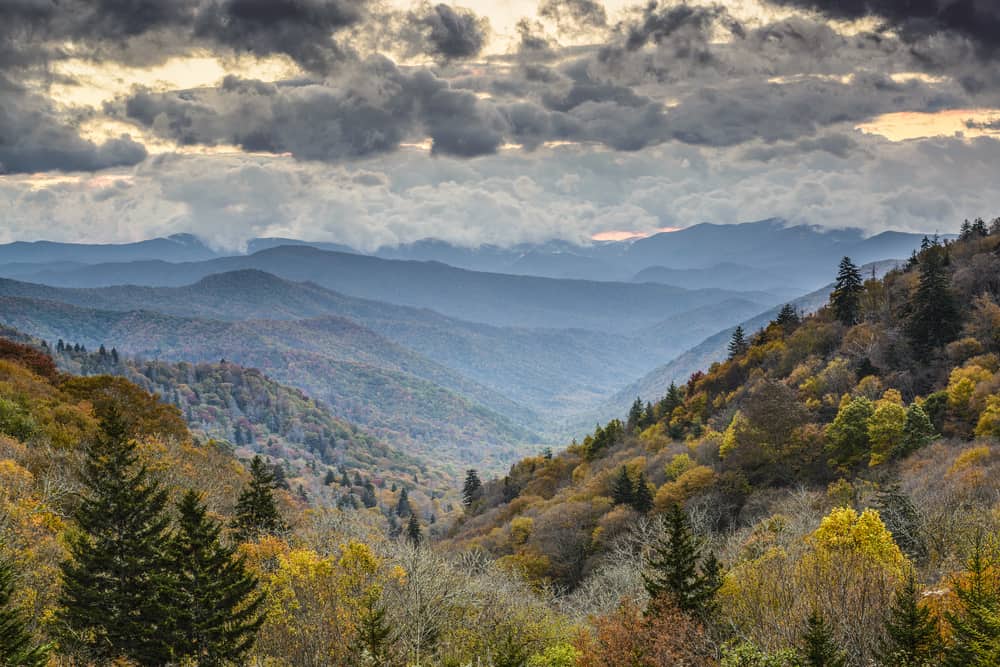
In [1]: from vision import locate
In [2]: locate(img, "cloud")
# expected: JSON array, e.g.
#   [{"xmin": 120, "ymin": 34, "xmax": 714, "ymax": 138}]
[
  {"xmin": 768, "ymin": 0, "xmax": 1000, "ymax": 55},
  {"xmin": 416, "ymin": 4, "xmax": 490, "ymax": 60},
  {"xmin": 538, "ymin": 0, "xmax": 608, "ymax": 33},
  {"xmin": 194, "ymin": 0, "xmax": 366, "ymax": 72},
  {"xmin": 0, "ymin": 82, "xmax": 147, "ymax": 174}
]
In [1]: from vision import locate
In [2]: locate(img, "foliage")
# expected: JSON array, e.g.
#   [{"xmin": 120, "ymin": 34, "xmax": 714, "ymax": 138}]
[{"xmin": 0, "ymin": 555, "xmax": 49, "ymax": 667}]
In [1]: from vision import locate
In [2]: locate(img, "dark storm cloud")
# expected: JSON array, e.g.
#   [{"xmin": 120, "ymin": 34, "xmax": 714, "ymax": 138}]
[
  {"xmin": 769, "ymin": 0, "xmax": 1000, "ymax": 54},
  {"xmin": 621, "ymin": 2, "xmax": 740, "ymax": 52},
  {"xmin": 417, "ymin": 4, "xmax": 490, "ymax": 59},
  {"xmin": 0, "ymin": 82, "xmax": 147, "ymax": 174},
  {"xmin": 118, "ymin": 59, "xmax": 505, "ymax": 158},
  {"xmin": 194, "ymin": 0, "xmax": 365, "ymax": 72}
]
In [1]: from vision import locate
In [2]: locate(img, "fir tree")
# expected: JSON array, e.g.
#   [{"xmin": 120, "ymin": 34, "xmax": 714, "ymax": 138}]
[
  {"xmin": 831, "ymin": 256, "xmax": 863, "ymax": 325},
  {"xmin": 643, "ymin": 504, "xmax": 722, "ymax": 616},
  {"xmin": 875, "ymin": 484, "xmax": 927, "ymax": 562},
  {"xmin": 943, "ymin": 537, "xmax": 1000, "ymax": 666},
  {"xmin": 361, "ymin": 482, "xmax": 378, "ymax": 509},
  {"xmin": 774, "ymin": 303, "xmax": 800, "ymax": 330},
  {"xmin": 355, "ymin": 589, "xmax": 392, "ymax": 665},
  {"xmin": 631, "ymin": 472, "xmax": 654, "ymax": 514},
  {"xmin": 406, "ymin": 514, "xmax": 422, "ymax": 546},
  {"xmin": 462, "ymin": 469, "xmax": 483, "ymax": 509},
  {"xmin": 801, "ymin": 610, "xmax": 847, "ymax": 667},
  {"xmin": 878, "ymin": 570, "xmax": 941, "ymax": 667},
  {"xmin": 323, "ymin": 469, "xmax": 336, "ymax": 486},
  {"xmin": 0, "ymin": 555, "xmax": 50, "ymax": 667},
  {"xmin": 728, "ymin": 326, "xmax": 748, "ymax": 359},
  {"xmin": 396, "ymin": 488, "xmax": 412, "ymax": 517},
  {"xmin": 906, "ymin": 245, "xmax": 961, "ymax": 354},
  {"xmin": 341, "ymin": 471, "xmax": 351, "ymax": 487},
  {"xmin": 626, "ymin": 397, "xmax": 644, "ymax": 432},
  {"xmin": 170, "ymin": 490, "xmax": 264, "ymax": 666},
  {"xmin": 610, "ymin": 466, "xmax": 634, "ymax": 506},
  {"xmin": 231, "ymin": 455, "xmax": 287, "ymax": 543},
  {"xmin": 901, "ymin": 403, "xmax": 936, "ymax": 456},
  {"xmin": 58, "ymin": 408, "xmax": 177, "ymax": 665}
]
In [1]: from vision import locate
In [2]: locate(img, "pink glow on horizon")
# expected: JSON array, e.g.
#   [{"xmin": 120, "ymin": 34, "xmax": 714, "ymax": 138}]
[{"xmin": 591, "ymin": 226, "xmax": 682, "ymax": 241}]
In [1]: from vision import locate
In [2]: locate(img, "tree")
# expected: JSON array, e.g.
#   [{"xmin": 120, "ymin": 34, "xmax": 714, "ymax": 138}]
[
  {"xmin": 943, "ymin": 537, "xmax": 1000, "ymax": 666},
  {"xmin": 801, "ymin": 610, "xmax": 847, "ymax": 667},
  {"xmin": 58, "ymin": 408, "xmax": 177, "ymax": 665},
  {"xmin": 356, "ymin": 587, "xmax": 392, "ymax": 665},
  {"xmin": 831, "ymin": 257, "xmax": 863, "ymax": 325},
  {"xmin": 406, "ymin": 514, "xmax": 423, "ymax": 546},
  {"xmin": 901, "ymin": 403, "xmax": 936, "ymax": 456},
  {"xmin": 323, "ymin": 469, "xmax": 336, "ymax": 486},
  {"xmin": 878, "ymin": 570, "xmax": 941, "ymax": 667},
  {"xmin": 396, "ymin": 488, "xmax": 413, "ymax": 517},
  {"xmin": 631, "ymin": 473, "xmax": 654, "ymax": 514},
  {"xmin": 774, "ymin": 303, "xmax": 800, "ymax": 330},
  {"xmin": 729, "ymin": 326, "xmax": 748, "ymax": 359},
  {"xmin": 232, "ymin": 455, "xmax": 287, "ymax": 543},
  {"xmin": 643, "ymin": 504, "xmax": 722, "ymax": 616},
  {"xmin": 463, "ymin": 469, "xmax": 483, "ymax": 509},
  {"xmin": 875, "ymin": 484, "xmax": 926, "ymax": 562},
  {"xmin": 906, "ymin": 245, "xmax": 961, "ymax": 353},
  {"xmin": 825, "ymin": 395, "xmax": 874, "ymax": 470},
  {"xmin": 0, "ymin": 556, "xmax": 49, "ymax": 667},
  {"xmin": 610, "ymin": 466, "xmax": 633, "ymax": 506},
  {"xmin": 170, "ymin": 490, "xmax": 264, "ymax": 666}
]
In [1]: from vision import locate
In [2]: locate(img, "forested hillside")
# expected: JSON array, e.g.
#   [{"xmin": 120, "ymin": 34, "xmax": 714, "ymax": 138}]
[{"xmin": 444, "ymin": 217, "xmax": 1000, "ymax": 664}]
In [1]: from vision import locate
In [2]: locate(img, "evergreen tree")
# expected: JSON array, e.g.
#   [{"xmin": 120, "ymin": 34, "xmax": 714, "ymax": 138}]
[
  {"xmin": 341, "ymin": 471, "xmax": 351, "ymax": 487},
  {"xmin": 831, "ymin": 256, "xmax": 863, "ymax": 325},
  {"xmin": 323, "ymin": 469, "xmax": 336, "ymax": 486},
  {"xmin": 774, "ymin": 303, "xmax": 800, "ymax": 330},
  {"xmin": 361, "ymin": 482, "xmax": 378, "ymax": 509},
  {"xmin": 944, "ymin": 538, "xmax": 1000, "ymax": 666},
  {"xmin": 906, "ymin": 245, "xmax": 961, "ymax": 354},
  {"xmin": 875, "ymin": 484, "xmax": 926, "ymax": 562},
  {"xmin": 643, "ymin": 504, "xmax": 722, "ymax": 616},
  {"xmin": 170, "ymin": 490, "xmax": 264, "ymax": 666},
  {"xmin": 728, "ymin": 326, "xmax": 748, "ymax": 359},
  {"xmin": 58, "ymin": 408, "xmax": 177, "ymax": 665},
  {"xmin": 801, "ymin": 610, "xmax": 847, "ymax": 667},
  {"xmin": 626, "ymin": 397, "xmax": 644, "ymax": 432},
  {"xmin": 231, "ymin": 455, "xmax": 287, "ymax": 543},
  {"xmin": 631, "ymin": 472, "xmax": 654, "ymax": 514},
  {"xmin": 462, "ymin": 469, "xmax": 483, "ymax": 509},
  {"xmin": 395, "ymin": 488, "xmax": 412, "ymax": 517},
  {"xmin": 610, "ymin": 466, "xmax": 634, "ymax": 506},
  {"xmin": 406, "ymin": 514, "xmax": 422, "ymax": 546},
  {"xmin": 878, "ymin": 570, "xmax": 941, "ymax": 667},
  {"xmin": 0, "ymin": 555, "xmax": 49, "ymax": 667},
  {"xmin": 901, "ymin": 403, "xmax": 936, "ymax": 456},
  {"xmin": 355, "ymin": 589, "xmax": 392, "ymax": 665}
]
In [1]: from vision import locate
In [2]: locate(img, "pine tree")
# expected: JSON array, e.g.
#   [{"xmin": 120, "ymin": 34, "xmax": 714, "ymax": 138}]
[
  {"xmin": 361, "ymin": 482, "xmax": 378, "ymax": 509},
  {"xmin": 728, "ymin": 326, "xmax": 748, "ymax": 359},
  {"xmin": 0, "ymin": 556, "xmax": 49, "ymax": 667},
  {"xmin": 631, "ymin": 472, "xmax": 654, "ymax": 514},
  {"xmin": 626, "ymin": 397, "xmax": 644, "ymax": 432},
  {"xmin": 774, "ymin": 303, "xmax": 800, "ymax": 330},
  {"xmin": 906, "ymin": 245, "xmax": 961, "ymax": 354},
  {"xmin": 943, "ymin": 537, "xmax": 1000, "ymax": 666},
  {"xmin": 875, "ymin": 484, "xmax": 926, "ymax": 562},
  {"xmin": 610, "ymin": 466, "xmax": 634, "ymax": 506},
  {"xmin": 801, "ymin": 610, "xmax": 847, "ymax": 667},
  {"xmin": 324, "ymin": 469, "xmax": 336, "ymax": 486},
  {"xmin": 878, "ymin": 570, "xmax": 941, "ymax": 667},
  {"xmin": 231, "ymin": 455, "xmax": 287, "ymax": 543},
  {"xmin": 58, "ymin": 408, "xmax": 177, "ymax": 665},
  {"xmin": 831, "ymin": 256, "xmax": 863, "ymax": 325},
  {"xmin": 406, "ymin": 514, "xmax": 422, "ymax": 546},
  {"xmin": 356, "ymin": 589, "xmax": 392, "ymax": 665},
  {"xmin": 396, "ymin": 488, "xmax": 412, "ymax": 517},
  {"xmin": 462, "ymin": 469, "xmax": 482, "ymax": 509},
  {"xmin": 901, "ymin": 403, "xmax": 936, "ymax": 456},
  {"xmin": 170, "ymin": 490, "xmax": 264, "ymax": 666},
  {"xmin": 643, "ymin": 504, "xmax": 722, "ymax": 616}
]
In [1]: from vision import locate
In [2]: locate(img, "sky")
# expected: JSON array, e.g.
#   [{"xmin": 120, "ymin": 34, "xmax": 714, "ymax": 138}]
[{"xmin": 2, "ymin": 0, "xmax": 1000, "ymax": 250}]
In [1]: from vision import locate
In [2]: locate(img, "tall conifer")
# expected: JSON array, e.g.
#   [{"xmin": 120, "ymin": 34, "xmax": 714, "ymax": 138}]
[
  {"xmin": 0, "ymin": 556, "xmax": 49, "ymax": 667},
  {"xmin": 231, "ymin": 455, "xmax": 287, "ymax": 543},
  {"xmin": 831, "ymin": 256, "xmax": 863, "ymax": 325},
  {"xmin": 58, "ymin": 408, "xmax": 176, "ymax": 665},
  {"xmin": 643, "ymin": 504, "xmax": 722, "ymax": 616}
]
